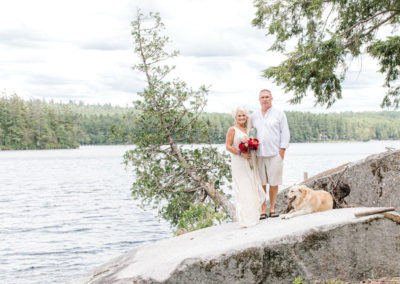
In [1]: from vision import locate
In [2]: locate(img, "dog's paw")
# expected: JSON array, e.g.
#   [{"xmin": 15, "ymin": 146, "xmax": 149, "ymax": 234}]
[{"xmin": 281, "ymin": 214, "xmax": 293, "ymax": 220}]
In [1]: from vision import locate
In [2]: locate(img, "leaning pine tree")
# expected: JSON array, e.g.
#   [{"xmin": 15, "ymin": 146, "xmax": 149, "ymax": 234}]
[{"xmin": 124, "ymin": 11, "xmax": 235, "ymax": 234}]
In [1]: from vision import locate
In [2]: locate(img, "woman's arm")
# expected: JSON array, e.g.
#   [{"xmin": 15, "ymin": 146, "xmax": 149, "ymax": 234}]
[
  {"xmin": 225, "ymin": 127, "xmax": 238, "ymax": 155},
  {"xmin": 225, "ymin": 127, "xmax": 250, "ymax": 159}
]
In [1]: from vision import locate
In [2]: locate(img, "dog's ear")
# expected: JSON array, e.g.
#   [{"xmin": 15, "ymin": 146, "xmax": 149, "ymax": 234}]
[
  {"xmin": 298, "ymin": 185, "xmax": 309, "ymax": 193},
  {"xmin": 291, "ymin": 184, "xmax": 299, "ymax": 192}
]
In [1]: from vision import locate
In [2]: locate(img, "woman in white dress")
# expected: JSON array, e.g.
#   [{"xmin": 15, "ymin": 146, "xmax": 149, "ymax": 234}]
[{"xmin": 225, "ymin": 108, "xmax": 266, "ymax": 227}]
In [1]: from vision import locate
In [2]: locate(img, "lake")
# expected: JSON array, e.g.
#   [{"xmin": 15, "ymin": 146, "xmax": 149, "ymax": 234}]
[{"xmin": 1, "ymin": 141, "xmax": 399, "ymax": 284}]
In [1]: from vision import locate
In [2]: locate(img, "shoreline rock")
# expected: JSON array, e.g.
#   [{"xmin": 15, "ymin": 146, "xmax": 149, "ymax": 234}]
[
  {"xmin": 272, "ymin": 149, "xmax": 400, "ymax": 213},
  {"xmin": 68, "ymin": 208, "xmax": 400, "ymax": 283},
  {"xmin": 68, "ymin": 149, "xmax": 400, "ymax": 283}
]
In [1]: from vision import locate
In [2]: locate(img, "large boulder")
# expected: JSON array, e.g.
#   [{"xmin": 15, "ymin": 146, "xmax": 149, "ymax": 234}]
[
  {"xmin": 68, "ymin": 208, "xmax": 400, "ymax": 284},
  {"xmin": 273, "ymin": 149, "xmax": 400, "ymax": 213}
]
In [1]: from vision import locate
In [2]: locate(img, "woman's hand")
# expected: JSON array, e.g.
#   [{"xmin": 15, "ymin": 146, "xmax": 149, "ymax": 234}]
[{"xmin": 240, "ymin": 152, "xmax": 251, "ymax": 160}]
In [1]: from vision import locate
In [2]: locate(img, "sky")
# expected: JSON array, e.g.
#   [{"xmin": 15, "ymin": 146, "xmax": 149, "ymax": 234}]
[{"xmin": 0, "ymin": 0, "xmax": 394, "ymax": 113}]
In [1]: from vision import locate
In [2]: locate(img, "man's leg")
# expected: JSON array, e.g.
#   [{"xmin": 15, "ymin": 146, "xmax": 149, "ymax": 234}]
[
  {"xmin": 258, "ymin": 157, "xmax": 268, "ymax": 216},
  {"xmin": 261, "ymin": 185, "xmax": 267, "ymax": 214},
  {"xmin": 269, "ymin": 185, "xmax": 278, "ymax": 213},
  {"xmin": 267, "ymin": 154, "xmax": 283, "ymax": 216}
]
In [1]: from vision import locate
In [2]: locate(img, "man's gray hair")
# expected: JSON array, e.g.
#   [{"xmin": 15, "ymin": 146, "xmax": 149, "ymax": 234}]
[{"xmin": 259, "ymin": 89, "xmax": 271, "ymax": 95}]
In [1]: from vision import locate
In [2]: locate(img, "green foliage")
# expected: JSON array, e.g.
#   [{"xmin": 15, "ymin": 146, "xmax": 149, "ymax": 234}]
[
  {"xmin": 176, "ymin": 203, "xmax": 226, "ymax": 234},
  {"xmin": 293, "ymin": 277, "xmax": 307, "ymax": 284},
  {"xmin": 1, "ymin": 92, "xmax": 400, "ymax": 150},
  {"xmin": 1, "ymin": 92, "xmax": 399, "ymax": 150},
  {"xmin": 252, "ymin": 0, "xmax": 400, "ymax": 108},
  {"xmin": 292, "ymin": 277, "xmax": 347, "ymax": 284},
  {"xmin": 286, "ymin": 111, "xmax": 400, "ymax": 142},
  {"xmin": 123, "ymin": 10, "xmax": 234, "ymax": 233},
  {"xmin": 0, "ymin": 92, "xmax": 79, "ymax": 150},
  {"xmin": 368, "ymin": 36, "xmax": 400, "ymax": 108}
]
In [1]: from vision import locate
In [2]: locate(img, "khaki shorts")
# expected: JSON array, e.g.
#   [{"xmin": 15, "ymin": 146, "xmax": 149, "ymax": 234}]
[{"xmin": 257, "ymin": 154, "xmax": 283, "ymax": 186}]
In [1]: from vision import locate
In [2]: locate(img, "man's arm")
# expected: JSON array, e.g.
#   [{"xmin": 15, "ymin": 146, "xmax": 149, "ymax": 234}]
[
  {"xmin": 279, "ymin": 112, "xmax": 290, "ymax": 159},
  {"xmin": 279, "ymin": 148, "xmax": 286, "ymax": 160}
]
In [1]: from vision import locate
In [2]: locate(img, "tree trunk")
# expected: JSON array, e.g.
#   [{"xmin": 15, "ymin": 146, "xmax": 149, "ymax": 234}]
[
  {"xmin": 168, "ymin": 136, "xmax": 236, "ymax": 221},
  {"xmin": 203, "ymin": 181, "xmax": 237, "ymax": 222}
]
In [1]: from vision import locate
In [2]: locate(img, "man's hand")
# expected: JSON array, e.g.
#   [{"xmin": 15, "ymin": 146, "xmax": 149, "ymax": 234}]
[{"xmin": 279, "ymin": 148, "xmax": 286, "ymax": 160}]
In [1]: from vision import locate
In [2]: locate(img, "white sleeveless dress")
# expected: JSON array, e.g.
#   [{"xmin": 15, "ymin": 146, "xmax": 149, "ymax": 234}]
[{"xmin": 230, "ymin": 127, "xmax": 266, "ymax": 227}]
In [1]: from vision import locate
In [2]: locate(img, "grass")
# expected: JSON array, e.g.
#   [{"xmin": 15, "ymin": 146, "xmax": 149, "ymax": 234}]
[{"xmin": 293, "ymin": 277, "xmax": 400, "ymax": 284}]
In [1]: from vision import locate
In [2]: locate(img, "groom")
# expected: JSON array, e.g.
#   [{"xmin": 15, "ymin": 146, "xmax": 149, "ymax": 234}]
[{"xmin": 251, "ymin": 89, "xmax": 290, "ymax": 218}]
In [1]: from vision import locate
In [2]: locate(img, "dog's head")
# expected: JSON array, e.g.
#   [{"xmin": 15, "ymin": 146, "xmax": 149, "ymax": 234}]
[{"xmin": 285, "ymin": 185, "xmax": 308, "ymax": 206}]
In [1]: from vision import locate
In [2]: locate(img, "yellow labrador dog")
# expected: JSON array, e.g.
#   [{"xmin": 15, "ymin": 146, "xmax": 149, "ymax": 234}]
[{"xmin": 281, "ymin": 185, "xmax": 333, "ymax": 219}]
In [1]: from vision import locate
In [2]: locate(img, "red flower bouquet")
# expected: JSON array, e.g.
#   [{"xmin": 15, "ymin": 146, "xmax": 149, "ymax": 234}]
[
  {"xmin": 239, "ymin": 138, "xmax": 259, "ymax": 170},
  {"xmin": 239, "ymin": 138, "xmax": 259, "ymax": 153}
]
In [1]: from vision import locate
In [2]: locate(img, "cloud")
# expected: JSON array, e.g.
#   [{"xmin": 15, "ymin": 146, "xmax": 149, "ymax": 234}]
[
  {"xmin": 0, "ymin": 29, "xmax": 50, "ymax": 49},
  {"xmin": 26, "ymin": 74, "xmax": 75, "ymax": 86},
  {"xmin": 79, "ymin": 39, "xmax": 130, "ymax": 51},
  {"xmin": 0, "ymin": 0, "xmax": 392, "ymax": 113}
]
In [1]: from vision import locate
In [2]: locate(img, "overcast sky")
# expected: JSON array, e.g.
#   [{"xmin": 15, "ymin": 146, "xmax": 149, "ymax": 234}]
[{"xmin": 0, "ymin": 0, "xmax": 393, "ymax": 113}]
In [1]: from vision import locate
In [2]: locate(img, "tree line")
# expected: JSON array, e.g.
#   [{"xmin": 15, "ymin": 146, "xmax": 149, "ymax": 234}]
[
  {"xmin": 1, "ymin": 93, "xmax": 400, "ymax": 150},
  {"xmin": 0, "ymin": 94, "xmax": 79, "ymax": 150}
]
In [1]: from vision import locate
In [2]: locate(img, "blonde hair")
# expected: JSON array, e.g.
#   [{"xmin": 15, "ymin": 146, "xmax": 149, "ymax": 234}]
[{"xmin": 232, "ymin": 107, "xmax": 250, "ymax": 131}]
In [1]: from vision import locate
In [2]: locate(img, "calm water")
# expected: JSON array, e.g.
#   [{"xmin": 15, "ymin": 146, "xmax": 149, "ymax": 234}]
[{"xmin": 1, "ymin": 141, "xmax": 399, "ymax": 284}]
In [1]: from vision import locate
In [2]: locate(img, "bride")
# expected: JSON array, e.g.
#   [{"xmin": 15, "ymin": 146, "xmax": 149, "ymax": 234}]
[{"xmin": 225, "ymin": 108, "xmax": 265, "ymax": 227}]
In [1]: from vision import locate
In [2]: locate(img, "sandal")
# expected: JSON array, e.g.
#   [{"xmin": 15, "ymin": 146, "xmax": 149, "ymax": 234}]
[
  {"xmin": 260, "ymin": 213, "xmax": 268, "ymax": 220},
  {"xmin": 269, "ymin": 212, "xmax": 279, "ymax": 218}
]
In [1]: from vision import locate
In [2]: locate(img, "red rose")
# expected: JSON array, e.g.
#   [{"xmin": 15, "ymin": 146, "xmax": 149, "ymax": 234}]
[
  {"xmin": 239, "ymin": 138, "xmax": 259, "ymax": 153},
  {"xmin": 238, "ymin": 141, "xmax": 248, "ymax": 152},
  {"xmin": 248, "ymin": 138, "xmax": 259, "ymax": 151}
]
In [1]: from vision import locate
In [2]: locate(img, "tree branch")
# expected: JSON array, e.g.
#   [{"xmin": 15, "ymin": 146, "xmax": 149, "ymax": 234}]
[{"xmin": 343, "ymin": 11, "xmax": 400, "ymax": 49}]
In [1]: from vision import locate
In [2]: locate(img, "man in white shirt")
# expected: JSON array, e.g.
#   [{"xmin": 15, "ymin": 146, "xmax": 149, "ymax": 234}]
[{"xmin": 251, "ymin": 89, "xmax": 290, "ymax": 218}]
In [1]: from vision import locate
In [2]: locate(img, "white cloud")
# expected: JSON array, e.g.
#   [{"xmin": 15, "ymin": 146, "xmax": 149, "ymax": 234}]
[{"xmin": 0, "ymin": 0, "xmax": 393, "ymax": 113}]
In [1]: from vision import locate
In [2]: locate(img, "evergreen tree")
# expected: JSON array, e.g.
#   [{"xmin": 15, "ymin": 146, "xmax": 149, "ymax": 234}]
[
  {"xmin": 252, "ymin": 0, "xmax": 400, "ymax": 108},
  {"xmin": 123, "ymin": 11, "xmax": 235, "ymax": 233}
]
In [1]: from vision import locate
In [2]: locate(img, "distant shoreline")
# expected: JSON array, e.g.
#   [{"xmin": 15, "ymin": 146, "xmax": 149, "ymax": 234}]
[
  {"xmin": 2, "ymin": 139, "xmax": 399, "ymax": 151},
  {"xmin": 2, "ymin": 95, "xmax": 400, "ymax": 149}
]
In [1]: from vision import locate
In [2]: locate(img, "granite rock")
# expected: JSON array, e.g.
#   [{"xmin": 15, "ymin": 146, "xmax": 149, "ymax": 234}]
[
  {"xmin": 68, "ymin": 150, "xmax": 400, "ymax": 284},
  {"xmin": 68, "ymin": 208, "xmax": 400, "ymax": 284},
  {"xmin": 273, "ymin": 149, "xmax": 400, "ymax": 213}
]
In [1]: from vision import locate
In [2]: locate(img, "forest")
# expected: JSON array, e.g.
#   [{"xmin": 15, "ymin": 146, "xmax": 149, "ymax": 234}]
[{"xmin": 1, "ymin": 94, "xmax": 400, "ymax": 150}]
